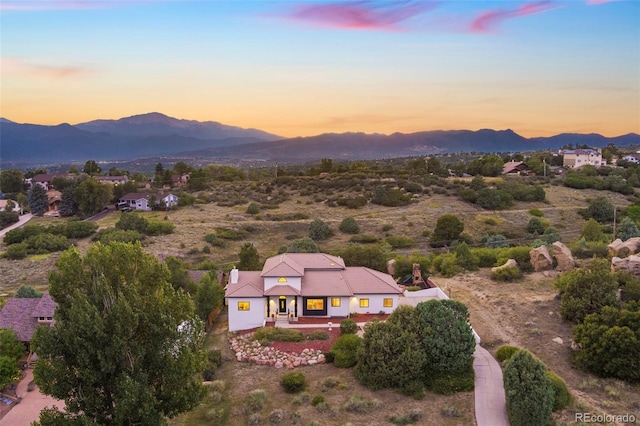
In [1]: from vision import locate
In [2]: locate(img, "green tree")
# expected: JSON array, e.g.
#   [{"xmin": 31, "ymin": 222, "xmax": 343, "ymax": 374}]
[
  {"xmin": 237, "ymin": 242, "xmax": 261, "ymax": 270},
  {"xmin": 617, "ymin": 217, "xmax": 640, "ymax": 241},
  {"xmin": 82, "ymin": 160, "xmax": 102, "ymax": 176},
  {"xmin": 188, "ymin": 169, "xmax": 208, "ymax": 191},
  {"xmin": 0, "ymin": 356, "xmax": 20, "ymax": 389},
  {"xmin": 32, "ymin": 242, "xmax": 207, "ymax": 425},
  {"xmin": 426, "ymin": 157, "xmax": 445, "ymax": 176},
  {"xmin": 455, "ymin": 242, "xmax": 479, "ymax": 271},
  {"xmin": 288, "ymin": 238, "xmax": 320, "ymax": 253},
  {"xmin": 173, "ymin": 162, "xmax": 192, "ymax": 175},
  {"xmin": 415, "ymin": 300, "xmax": 476, "ymax": 375},
  {"xmin": 503, "ymin": 350, "xmax": 554, "ymax": 426},
  {"xmin": 430, "ymin": 214, "xmax": 464, "ymax": 247},
  {"xmin": 116, "ymin": 212, "xmax": 148, "ymax": 233},
  {"xmin": 165, "ymin": 256, "xmax": 196, "ymax": 294},
  {"xmin": 14, "ymin": 285, "xmax": 42, "ymax": 298},
  {"xmin": 336, "ymin": 244, "xmax": 387, "ymax": 272},
  {"xmin": 581, "ymin": 218, "xmax": 604, "ymax": 242},
  {"xmin": 73, "ymin": 179, "xmax": 112, "ymax": 216},
  {"xmin": 59, "ymin": 188, "xmax": 78, "ymax": 217},
  {"xmin": 28, "ymin": 184, "xmax": 48, "ymax": 216},
  {"xmin": 526, "ymin": 217, "xmax": 546, "ymax": 235},
  {"xmin": 559, "ymin": 258, "xmax": 619, "ymax": 323},
  {"xmin": 0, "ymin": 169, "xmax": 25, "ymax": 194},
  {"xmin": 0, "ymin": 328, "xmax": 26, "ymax": 361},
  {"xmin": 319, "ymin": 158, "xmax": 333, "ymax": 173},
  {"xmin": 586, "ymin": 196, "xmax": 615, "ymax": 223},
  {"xmin": 339, "ymin": 216, "xmax": 360, "ymax": 234},
  {"xmin": 573, "ymin": 303, "xmax": 640, "ymax": 381},
  {"xmin": 470, "ymin": 175, "xmax": 486, "ymax": 192},
  {"xmin": 309, "ymin": 218, "xmax": 333, "ymax": 241},
  {"xmin": 194, "ymin": 272, "xmax": 224, "ymax": 325}
]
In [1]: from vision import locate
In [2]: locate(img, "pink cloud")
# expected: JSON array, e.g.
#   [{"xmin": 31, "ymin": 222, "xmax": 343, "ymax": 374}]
[
  {"xmin": 586, "ymin": 0, "xmax": 618, "ymax": 4},
  {"xmin": 284, "ymin": 1, "xmax": 437, "ymax": 32},
  {"xmin": 3, "ymin": 57, "xmax": 92, "ymax": 79},
  {"xmin": 470, "ymin": 1, "xmax": 559, "ymax": 33},
  {"xmin": 0, "ymin": 1, "xmax": 159, "ymax": 12}
]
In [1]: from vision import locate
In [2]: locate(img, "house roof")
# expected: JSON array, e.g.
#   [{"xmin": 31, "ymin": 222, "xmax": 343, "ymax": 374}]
[
  {"xmin": 563, "ymin": 149, "xmax": 600, "ymax": 155},
  {"xmin": 32, "ymin": 173, "xmax": 67, "ymax": 183},
  {"xmin": 0, "ymin": 291, "xmax": 56, "ymax": 342},
  {"xmin": 120, "ymin": 193, "xmax": 152, "ymax": 201},
  {"xmin": 264, "ymin": 285, "xmax": 301, "ymax": 296},
  {"xmin": 342, "ymin": 267, "xmax": 403, "ymax": 294},
  {"xmin": 261, "ymin": 253, "xmax": 345, "ymax": 277},
  {"xmin": 502, "ymin": 161, "xmax": 528, "ymax": 174},
  {"xmin": 225, "ymin": 271, "xmax": 264, "ymax": 297}
]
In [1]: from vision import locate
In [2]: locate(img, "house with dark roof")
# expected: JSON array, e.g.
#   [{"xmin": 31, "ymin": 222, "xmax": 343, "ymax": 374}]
[
  {"xmin": 502, "ymin": 161, "xmax": 530, "ymax": 175},
  {"xmin": 28, "ymin": 173, "xmax": 69, "ymax": 191},
  {"xmin": 0, "ymin": 292, "xmax": 57, "ymax": 347},
  {"xmin": 118, "ymin": 192, "xmax": 179, "ymax": 211},
  {"xmin": 225, "ymin": 253, "xmax": 403, "ymax": 332}
]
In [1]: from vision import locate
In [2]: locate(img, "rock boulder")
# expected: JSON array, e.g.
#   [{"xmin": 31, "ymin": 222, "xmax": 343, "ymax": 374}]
[
  {"xmin": 491, "ymin": 258, "xmax": 518, "ymax": 273},
  {"xmin": 552, "ymin": 242, "xmax": 575, "ymax": 272},
  {"xmin": 530, "ymin": 245, "xmax": 553, "ymax": 272}
]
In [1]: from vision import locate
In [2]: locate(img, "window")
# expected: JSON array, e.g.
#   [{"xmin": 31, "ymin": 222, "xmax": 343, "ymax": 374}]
[
  {"xmin": 383, "ymin": 298, "xmax": 393, "ymax": 308},
  {"xmin": 331, "ymin": 297, "xmax": 341, "ymax": 307},
  {"xmin": 278, "ymin": 277, "xmax": 288, "ymax": 283},
  {"xmin": 237, "ymin": 301, "xmax": 250, "ymax": 311},
  {"xmin": 359, "ymin": 298, "xmax": 369, "ymax": 308},
  {"xmin": 306, "ymin": 299, "xmax": 324, "ymax": 310}
]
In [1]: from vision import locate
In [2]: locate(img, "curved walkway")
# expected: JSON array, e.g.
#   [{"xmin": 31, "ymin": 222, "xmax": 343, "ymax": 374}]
[
  {"xmin": 0, "ymin": 214, "xmax": 33, "ymax": 238},
  {"xmin": 474, "ymin": 345, "xmax": 509, "ymax": 426}
]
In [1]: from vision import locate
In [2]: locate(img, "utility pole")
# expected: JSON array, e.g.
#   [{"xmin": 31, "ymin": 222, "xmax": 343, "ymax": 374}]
[
  {"xmin": 613, "ymin": 207, "xmax": 617, "ymax": 240},
  {"xmin": 543, "ymin": 158, "xmax": 546, "ymax": 178}
]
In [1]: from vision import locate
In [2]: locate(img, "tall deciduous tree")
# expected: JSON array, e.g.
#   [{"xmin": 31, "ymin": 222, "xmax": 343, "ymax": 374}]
[
  {"xmin": 503, "ymin": 350, "xmax": 554, "ymax": 426},
  {"xmin": 73, "ymin": 179, "xmax": 112, "ymax": 216},
  {"xmin": 28, "ymin": 184, "xmax": 48, "ymax": 216},
  {"xmin": 0, "ymin": 169, "xmax": 25, "ymax": 194},
  {"xmin": 32, "ymin": 242, "xmax": 206, "ymax": 425},
  {"xmin": 430, "ymin": 214, "xmax": 464, "ymax": 247},
  {"xmin": 194, "ymin": 272, "xmax": 224, "ymax": 324},
  {"xmin": 82, "ymin": 160, "xmax": 101, "ymax": 176}
]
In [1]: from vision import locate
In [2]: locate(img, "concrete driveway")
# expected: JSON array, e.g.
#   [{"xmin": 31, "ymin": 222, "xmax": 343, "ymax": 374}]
[
  {"xmin": 0, "ymin": 214, "xmax": 33, "ymax": 239},
  {"xmin": 474, "ymin": 345, "xmax": 509, "ymax": 426},
  {"xmin": 0, "ymin": 369, "xmax": 63, "ymax": 426}
]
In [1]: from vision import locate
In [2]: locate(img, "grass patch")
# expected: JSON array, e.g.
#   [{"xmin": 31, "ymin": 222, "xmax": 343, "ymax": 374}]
[{"xmin": 25, "ymin": 253, "xmax": 51, "ymax": 261}]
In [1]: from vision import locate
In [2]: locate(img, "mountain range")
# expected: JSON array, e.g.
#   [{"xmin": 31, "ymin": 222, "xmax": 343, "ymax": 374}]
[{"xmin": 1, "ymin": 113, "xmax": 638, "ymax": 165}]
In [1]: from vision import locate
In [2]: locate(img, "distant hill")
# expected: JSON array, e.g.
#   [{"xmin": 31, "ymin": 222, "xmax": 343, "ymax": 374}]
[
  {"xmin": 1, "ymin": 112, "xmax": 638, "ymax": 164},
  {"xmin": 1, "ymin": 113, "xmax": 282, "ymax": 164},
  {"xmin": 179, "ymin": 129, "xmax": 640, "ymax": 161}
]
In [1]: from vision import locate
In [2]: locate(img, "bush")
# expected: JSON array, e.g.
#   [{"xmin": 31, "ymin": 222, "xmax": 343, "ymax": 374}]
[
  {"xmin": 0, "ymin": 211, "xmax": 19, "ymax": 229},
  {"xmin": 115, "ymin": 213, "xmax": 148, "ymax": 233},
  {"xmin": 430, "ymin": 214, "xmax": 464, "ymax": 247},
  {"xmin": 386, "ymin": 236, "xmax": 415, "ymax": 249},
  {"xmin": 253, "ymin": 327, "xmax": 304, "ymax": 343},
  {"xmin": 96, "ymin": 229, "xmax": 143, "ymax": 244},
  {"xmin": 144, "ymin": 221, "xmax": 175, "ymax": 236},
  {"xmin": 527, "ymin": 217, "xmax": 546, "ymax": 234},
  {"xmin": 25, "ymin": 233, "xmax": 70, "ymax": 254},
  {"xmin": 339, "ymin": 217, "xmax": 360, "ymax": 234},
  {"xmin": 63, "ymin": 221, "xmax": 98, "ymax": 239},
  {"xmin": 472, "ymin": 247, "xmax": 500, "ymax": 268},
  {"xmin": 4, "ymin": 242, "xmax": 27, "ymax": 260},
  {"xmin": 349, "ymin": 234, "xmax": 379, "ymax": 244},
  {"xmin": 245, "ymin": 389, "xmax": 267, "ymax": 413},
  {"xmin": 491, "ymin": 266, "xmax": 522, "ymax": 282},
  {"xmin": 281, "ymin": 372, "xmax": 306, "ymax": 393},
  {"xmin": 246, "ymin": 202, "xmax": 260, "ymax": 215},
  {"xmin": 529, "ymin": 208, "xmax": 544, "ymax": 217},
  {"xmin": 340, "ymin": 319, "xmax": 357, "ymax": 335},
  {"xmin": 214, "ymin": 227, "xmax": 247, "ymax": 240},
  {"xmin": 306, "ymin": 330, "xmax": 329, "ymax": 341},
  {"xmin": 427, "ymin": 363, "xmax": 475, "ymax": 395},
  {"xmin": 268, "ymin": 408, "xmax": 285, "ymax": 424},
  {"xmin": 342, "ymin": 395, "xmax": 381, "ymax": 413},
  {"xmin": 482, "ymin": 234, "xmax": 510, "ymax": 249},
  {"xmin": 204, "ymin": 233, "xmax": 226, "ymax": 248},
  {"xmin": 309, "ymin": 219, "xmax": 333, "ymax": 241},
  {"xmin": 547, "ymin": 371, "xmax": 571, "ymax": 411},
  {"xmin": 331, "ymin": 334, "xmax": 363, "ymax": 368},
  {"xmin": 496, "ymin": 345, "xmax": 519, "ymax": 362},
  {"xmin": 389, "ymin": 409, "xmax": 422, "ymax": 425},
  {"xmin": 14, "ymin": 285, "xmax": 42, "ymax": 298},
  {"xmin": 311, "ymin": 395, "xmax": 325, "ymax": 406}
]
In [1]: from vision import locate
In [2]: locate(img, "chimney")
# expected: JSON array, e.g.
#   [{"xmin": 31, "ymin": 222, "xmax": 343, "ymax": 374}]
[{"xmin": 229, "ymin": 267, "xmax": 239, "ymax": 284}]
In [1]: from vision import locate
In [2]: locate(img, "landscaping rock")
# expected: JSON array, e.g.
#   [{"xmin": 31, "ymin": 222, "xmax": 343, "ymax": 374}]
[
  {"xmin": 607, "ymin": 237, "xmax": 640, "ymax": 257},
  {"xmin": 491, "ymin": 258, "xmax": 518, "ymax": 273},
  {"xmin": 229, "ymin": 333, "xmax": 324, "ymax": 369},
  {"xmin": 552, "ymin": 337, "xmax": 563, "ymax": 345},
  {"xmin": 552, "ymin": 242, "xmax": 575, "ymax": 272},
  {"xmin": 530, "ymin": 245, "xmax": 553, "ymax": 272}
]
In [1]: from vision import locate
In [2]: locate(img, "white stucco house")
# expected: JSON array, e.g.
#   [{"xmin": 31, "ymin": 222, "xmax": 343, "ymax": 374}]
[
  {"xmin": 118, "ymin": 192, "xmax": 178, "ymax": 211},
  {"xmin": 225, "ymin": 253, "xmax": 404, "ymax": 332},
  {"xmin": 561, "ymin": 148, "xmax": 603, "ymax": 168},
  {"xmin": 159, "ymin": 193, "xmax": 179, "ymax": 208}
]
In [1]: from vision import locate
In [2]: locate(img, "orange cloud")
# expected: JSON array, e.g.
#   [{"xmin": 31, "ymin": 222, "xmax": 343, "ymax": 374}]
[{"xmin": 3, "ymin": 57, "xmax": 92, "ymax": 78}]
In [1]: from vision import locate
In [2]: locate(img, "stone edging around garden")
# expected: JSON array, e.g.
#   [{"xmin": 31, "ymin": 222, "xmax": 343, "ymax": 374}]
[{"xmin": 230, "ymin": 334, "xmax": 325, "ymax": 369}]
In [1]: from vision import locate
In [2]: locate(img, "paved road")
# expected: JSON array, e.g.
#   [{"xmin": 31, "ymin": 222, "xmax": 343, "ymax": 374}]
[
  {"xmin": 0, "ymin": 369, "xmax": 63, "ymax": 426},
  {"xmin": 474, "ymin": 345, "xmax": 509, "ymax": 426},
  {"xmin": 0, "ymin": 214, "xmax": 33, "ymax": 238}
]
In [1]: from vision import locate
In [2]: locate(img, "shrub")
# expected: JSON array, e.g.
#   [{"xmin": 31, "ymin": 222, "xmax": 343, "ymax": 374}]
[
  {"xmin": 340, "ymin": 319, "xmax": 357, "ymax": 335},
  {"xmin": 482, "ymin": 234, "xmax": 510, "ymax": 249},
  {"xmin": 204, "ymin": 233, "xmax": 226, "ymax": 248},
  {"xmin": 309, "ymin": 219, "xmax": 333, "ymax": 241},
  {"xmin": 339, "ymin": 217, "xmax": 360, "ymax": 234},
  {"xmin": 496, "ymin": 345, "xmax": 519, "ymax": 362},
  {"xmin": 349, "ymin": 234, "xmax": 379, "ymax": 244},
  {"xmin": 386, "ymin": 236, "xmax": 415, "ymax": 249},
  {"xmin": 427, "ymin": 363, "xmax": 475, "ymax": 395},
  {"xmin": 331, "ymin": 334, "xmax": 363, "ymax": 368},
  {"xmin": 529, "ymin": 208, "xmax": 544, "ymax": 217},
  {"xmin": 96, "ymin": 229, "xmax": 143, "ymax": 244},
  {"xmin": 215, "ymin": 227, "xmax": 247, "ymax": 240},
  {"xmin": 253, "ymin": 327, "xmax": 304, "ymax": 343},
  {"xmin": 63, "ymin": 221, "xmax": 98, "ymax": 239},
  {"xmin": 268, "ymin": 408, "xmax": 285, "ymax": 424},
  {"xmin": 430, "ymin": 214, "xmax": 464, "ymax": 247},
  {"xmin": 547, "ymin": 371, "xmax": 571, "ymax": 411},
  {"xmin": 311, "ymin": 395, "xmax": 325, "ymax": 406},
  {"xmin": 245, "ymin": 389, "xmax": 267, "ymax": 413},
  {"xmin": 306, "ymin": 330, "xmax": 329, "ymax": 341},
  {"xmin": 246, "ymin": 202, "xmax": 260, "ymax": 214},
  {"xmin": 281, "ymin": 372, "xmax": 306, "ymax": 393},
  {"xmin": 145, "ymin": 221, "xmax": 175, "ymax": 236},
  {"xmin": 472, "ymin": 247, "xmax": 500, "ymax": 268},
  {"xmin": 527, "ymin": 217, "xmax": 546, "ymax": 234},
  {"xmin": 0, "ymin": 211, "xmax": 19, "ymax": 229},
  {"xmin": 491, "ymin": 266, "xmax": 522, "ymax": 282},
  {"xmin": 342, "ymin": 395, "xmax": 381, "ymax": 413},
  {"xmin": 14, "ymin": 285, "xmax": 42, "ymax": 298},
  {"xmin": 4, "ymin": 243, "xmax": 27, "ymax": 260},
  {"xmin": 504, "ymin": 246, "xmax": 534, "ymax": 273},
  {"xmin": 388, "ymin": 409, "xmax": 422, "ymax": 425},
  {"xmin": 116, "ymin": 213, "xmax": 148, "ymax": 233},
  {"xmin": 25, "ymin": 233, "xmax": 70, "ymax": 254}
]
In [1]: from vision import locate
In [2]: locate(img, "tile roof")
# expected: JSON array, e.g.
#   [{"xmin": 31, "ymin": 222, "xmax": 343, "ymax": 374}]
[
  {"xmin": 264, "ymin": 285, "xmax": 301, "ymax": 296},
  {"xmin": 225, "ymin": 271, "xmax": 264, "ymax": 298},
  {"xmin": 0, "ymin": 291, "xmax": 57, "ymax": 343},
  {"xmin": 120, "ymin": 193, "xmax": 152, "ymax": 201},
  {"xmin": 342, "ymin": 267, "xmax": 403, "ymax": 294},
  {"xmin": 260, "ymin": 253, "xmax": 345, "ymax": 277}
]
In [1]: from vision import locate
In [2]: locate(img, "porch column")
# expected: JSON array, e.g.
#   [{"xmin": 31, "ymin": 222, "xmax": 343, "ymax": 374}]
[
  {"xmin": 294, "ymin": 298, "xmax": 298, "ymax": 317},
  {"xmin": 266, "ymin": 297, "xmax": 270, "ymax": 317}
]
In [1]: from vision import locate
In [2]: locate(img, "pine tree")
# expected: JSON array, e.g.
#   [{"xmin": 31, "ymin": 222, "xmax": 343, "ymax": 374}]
[{"xmin": 27, "ymin": 184, "xmax": 48, "ymax": 216}]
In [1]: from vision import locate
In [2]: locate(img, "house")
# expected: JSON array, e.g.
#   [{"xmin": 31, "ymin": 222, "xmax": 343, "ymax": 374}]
[
  {"xmin": 0, "ymin": 200, "xmax": 20, "ymax": 213},
  {"xmin": 46, "ymin": 190, "xmax": 62, "ymax": 214},
  {"xmin": 94, "ymin": 175, "xmax": 129, "ymax": 185},
  {"xmin": 225, "ymin": 253, "xmax": 403, "ymax": 332},
  {"xmin": 0, "ymin": 292, "xmax": 57, "ymax": 347},
  {"xmin": 158, "ymin": 193, "xmax": 179, "ymax": 209},
  {"xmin": 28, "ymin": 173, "xmax": 69, "ymax": 191},
  {"xmin": 171, "ymin": 173, "xmax": 190, "ymax": 187},
  {"xmin": 562, "ymin": 149, "xmax": 603, "ymax": 168},
  {"xmin": 622, "ymin": 154, "xmax": 640, "ymax": 164},
  {"xmin": 118, "ymin": 193, "xmax": 152, "ymax": 211},
  {"xmin": 502, "ymin": 161, "xmax": 530, "ymax": 175}
]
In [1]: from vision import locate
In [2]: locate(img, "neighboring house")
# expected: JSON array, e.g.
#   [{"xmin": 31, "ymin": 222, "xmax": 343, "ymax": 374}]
[
  {"xmin": 0, "ymin": 200, "xmax": 21, "ymax": 213},
  {"xmin": 158, "ymin": 193, "xmax": 179, "ymax": 208},
  {"xmin": 171, "ymin": 173, "xmax": 190, "ymax": 187},
  {"xmin": 562, "ymin": 149, "xmax": 603, "ymax": 168},
  {"xmin": 225, "ymin": 253, "xmax": 403, "ymax": 332},
  {"xmin": 622, "ymin": 154, "xmax": 640, "ymax": 164},
  {"xmin": 28, "ymin": 173, "xmax": 69, "ymax": 191},
  {"xmin": 0, "ymin": 292, "xmax": 57, "ymax": 347},
  {"xmin": 118, "ymin": 193, "xmax": 152, "ymax": 211},
  {"xmin": 502, "ymin": 161, "xmax": 530, "ymax": 175},
  {"xmin": 94, "ymin": 175, "xmax": 129, "ymax": 185},
  {"xmin": 46, "ymin": 190, "xmax": 62, "ymax": 213}
]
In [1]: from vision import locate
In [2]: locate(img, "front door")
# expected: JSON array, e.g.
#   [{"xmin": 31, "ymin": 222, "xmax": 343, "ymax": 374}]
[{"xmin": 279, "ymin": 298, "xmax": 286, "ymax": 313}]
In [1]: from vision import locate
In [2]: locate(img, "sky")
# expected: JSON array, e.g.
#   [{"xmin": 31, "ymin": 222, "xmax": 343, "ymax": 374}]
[{"xmin": 1, "ymin": 0, "xmax": 639, "ymax": 138}]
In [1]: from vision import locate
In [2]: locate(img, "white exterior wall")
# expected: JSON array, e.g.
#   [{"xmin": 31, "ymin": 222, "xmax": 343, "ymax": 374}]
[
  {"xmin": 135, "ymin": 199, "xmax": 151, "ymax": 211},
  {"xmin": 326, "ymin": 297, "xmax": 350, "ymax": 317},
  {"xmin": 227, "ymin": 297, "xmax": 265, "ymax": 331},
  {"xmin": 264, "ymin": 277, "xmax": 301, "ymax": 292},
  {"xmin": 349, "ymin": 294, "xmax": 399, "ymax": 315},
  {"xmin": 267, "ymin": 296, "xmax": 297, "ymax": 317},
  {"xmin": 162, "ymin": 195, "xmax": 179, "ymax": 207}
]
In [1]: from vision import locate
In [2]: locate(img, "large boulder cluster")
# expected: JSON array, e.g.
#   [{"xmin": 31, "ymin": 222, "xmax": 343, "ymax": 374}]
[
  {"xmin": 609, "ymin": 238, "xmax": 640, "ymax": 277},
  {"xmin": 529, "ymin": 242, "xmax": 575, "ymax": 272},
  {"xmin": 229, "ymin": 334, "xmax": 325, "ymax": 369}
]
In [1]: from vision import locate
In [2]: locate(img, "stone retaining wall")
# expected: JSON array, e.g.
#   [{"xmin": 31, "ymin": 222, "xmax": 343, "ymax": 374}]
[{"xmin": 230, "ymin": 334, "xmax": 325, "ymax": 369}]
